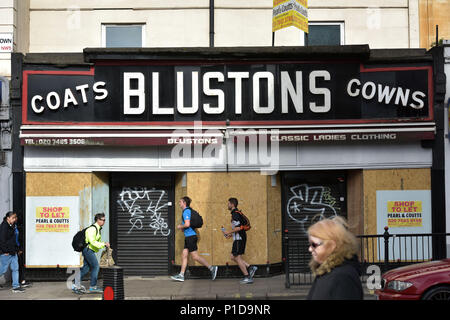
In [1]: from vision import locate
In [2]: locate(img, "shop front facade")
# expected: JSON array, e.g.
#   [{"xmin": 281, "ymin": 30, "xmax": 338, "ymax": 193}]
[{"xmin": 11, "ymin": 45, "xmax": 446, "ymax": 278}]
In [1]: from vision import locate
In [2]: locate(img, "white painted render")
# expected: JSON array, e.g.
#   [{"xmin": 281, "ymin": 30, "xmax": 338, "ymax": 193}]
[
  {"xmin": 0, "ymin": 0, "xmax": 14, "ymax": 78},
  {"xmin": 23, "ymin": 141, "xmax": 432, "ymax": 173},
  {"xmin": 0, "ymin": 0, "xmax": 16, "ymax": 215},
  {"xmin": 27, "ymin": 0, "xmax": 420, "ymax": 52}
]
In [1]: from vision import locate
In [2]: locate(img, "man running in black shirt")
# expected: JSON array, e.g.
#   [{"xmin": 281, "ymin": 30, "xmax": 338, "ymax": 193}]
[{"xmin": 222, "ymin": 198, "xmax": 257, "ymax": 284}]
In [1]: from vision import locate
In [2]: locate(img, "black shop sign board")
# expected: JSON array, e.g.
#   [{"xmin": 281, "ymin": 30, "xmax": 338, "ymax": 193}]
[{"xmin": 22, "ymin": 60, "xmax": 433, "ymax": 126}]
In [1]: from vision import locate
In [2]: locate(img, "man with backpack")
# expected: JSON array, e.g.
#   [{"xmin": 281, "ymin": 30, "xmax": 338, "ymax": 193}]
[
  {"xmin": 72, "ymin": 213, "xmax": 110, "ymax": 294},
  {"xmin": 170, "ymin": 196, "xmax": 218, "ymax": 282},
  {"xmin": 223, "ymin": 198, "xmax": 257, "ymax": 284}
]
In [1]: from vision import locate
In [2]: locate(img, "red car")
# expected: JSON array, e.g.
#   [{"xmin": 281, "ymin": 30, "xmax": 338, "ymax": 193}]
[{"xmin": 376, "ymin": 259, "xmax": 450, "ymax": 300}]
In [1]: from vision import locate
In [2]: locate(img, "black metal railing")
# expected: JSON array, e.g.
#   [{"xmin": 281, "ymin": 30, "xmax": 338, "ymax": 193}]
[{"xmin": 284, "ymin": 228, "xmax": 450, "ymax": 288}]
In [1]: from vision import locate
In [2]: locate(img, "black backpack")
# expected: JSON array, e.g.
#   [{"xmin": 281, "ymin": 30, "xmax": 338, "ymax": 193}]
[
  {"xmin": 184, "ymin": 208, "xmax": 203, "ymax": 229},
  {"xmin": 72, "ymin": 224, "xmax": 97, "ymax": 252}
]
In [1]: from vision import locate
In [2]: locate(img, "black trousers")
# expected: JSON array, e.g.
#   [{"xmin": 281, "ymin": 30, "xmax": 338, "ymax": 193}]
[{"xmin": 17, "ymin": 253, "xmax": 25, "ymax": 283}]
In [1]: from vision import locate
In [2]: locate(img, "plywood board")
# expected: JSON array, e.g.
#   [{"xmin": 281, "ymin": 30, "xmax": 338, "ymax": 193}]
[
  {"xmin": 26, "ymin": 172, "xmax": 92, "ymax": 196},
  {"xmin": 362, "ymin": 168, "xmax": 431, "ymax": 262},
  {"xmin": 26, "ymin": 172, "xmax": 95, "ymax": 266},
  {"xmin": 180, "ymin": 172, "xmax": 269, "ymax": 267},
  {"xmin": 347, "ymin": 170, "xmax": 364, "ymax": 236}
]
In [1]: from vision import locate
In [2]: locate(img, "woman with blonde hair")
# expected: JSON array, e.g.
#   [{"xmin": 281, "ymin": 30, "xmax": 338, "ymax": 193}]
[{"xmin": 306, "ymin": 215, "xmax": 363, "ymax": 300}]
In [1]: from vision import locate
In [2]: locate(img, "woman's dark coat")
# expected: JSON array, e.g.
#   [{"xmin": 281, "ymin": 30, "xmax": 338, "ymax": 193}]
[
  {"xmin": 0, "ymin": 218, "xmax": 19, "ymax": 255},
  {"xmin": 307, "ymin": 255, "xmax": 363, "ymax": 300}
]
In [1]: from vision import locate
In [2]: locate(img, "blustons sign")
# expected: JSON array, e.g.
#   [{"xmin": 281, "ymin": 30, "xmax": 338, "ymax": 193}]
[{"xmin": 22, "ymin": 61, "xmax": 433, "ymax": 126}]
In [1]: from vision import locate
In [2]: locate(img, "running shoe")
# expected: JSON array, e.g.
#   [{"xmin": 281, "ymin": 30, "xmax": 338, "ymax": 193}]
[
  {"xmin": 248, "ymin": 266, "xmax": 258, "ymax": 279},
  {"xmin": 171, "ymin": 274, "xmax": 185, "ymax": 282},
  {"xmin": 240, "ymin": 277, "xmax": 254, "ymax": 284},
  {"xmin": 88, "ymin": 286, "xmax": 103, "ymax": 294},
  {"xmin": 210, "ymin": 266, "xmax": 218, "ymax": 281}
]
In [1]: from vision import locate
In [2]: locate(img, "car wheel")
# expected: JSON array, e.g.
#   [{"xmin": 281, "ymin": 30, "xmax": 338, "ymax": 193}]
[{"xmin": 421, "ymin": 286, "xmax": 450, "ymax": 300}]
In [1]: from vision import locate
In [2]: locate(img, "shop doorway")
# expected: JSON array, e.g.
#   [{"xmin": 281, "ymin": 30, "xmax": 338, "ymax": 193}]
[
  {"xmin": 282, "ymin": 172, "xmax": 347, "ymax": 272},
  {"xmin": 110, "ymin": 173, "xmax": 175, "ymax": 276}
]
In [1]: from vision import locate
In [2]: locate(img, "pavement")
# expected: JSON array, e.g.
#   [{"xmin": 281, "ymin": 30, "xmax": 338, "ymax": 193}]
[{"xmin": 0, "ymin": 274, "xmax": 378, "ymax": 300}]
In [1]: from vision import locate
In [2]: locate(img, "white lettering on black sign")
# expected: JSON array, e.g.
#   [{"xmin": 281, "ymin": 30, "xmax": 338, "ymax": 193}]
[
  {"xmin": 31, "ymin": 81, "xmax": 107, "ymax": 114},
  {"xmin": 347, "ymin": 79, "xmax": 425, "ymax": 110},
  {"xmin": 25, "ymin": 63, "xmax": 430, "ymax": 123},
  {"xmin": 122, "ymin": 70, "xmax": 332, "ymax": 116}
]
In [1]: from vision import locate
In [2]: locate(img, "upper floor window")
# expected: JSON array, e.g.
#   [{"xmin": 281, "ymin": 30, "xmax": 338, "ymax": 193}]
[
  {"xmin": 305, "ymin": 22, "xmax": 344, "ymax": 46},
  {"xmin": 102, "ymin": 24, "xmax": 145, "ymax": 48}
]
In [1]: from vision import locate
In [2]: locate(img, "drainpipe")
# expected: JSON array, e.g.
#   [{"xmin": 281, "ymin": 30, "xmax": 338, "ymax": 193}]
[
  {"xmin": 209, "ymin": 0, "xmax": 214, "ymax": 47},
  {"xmin": 429, "ymin": 45, "xmax": 447, "ymax": 259}
]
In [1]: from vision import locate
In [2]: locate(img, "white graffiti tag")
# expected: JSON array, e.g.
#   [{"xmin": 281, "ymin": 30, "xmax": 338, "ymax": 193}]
[
  {"xmin": 117, "ymin": 187, "xmax": 171, "ymax": 236},
  {"xmin": 146, "ymin": 191, "xmax": 171, "ymax": 236},
  {"xmin": 287, "ymin": 184, "xmax": 337, "ymax": 232}
]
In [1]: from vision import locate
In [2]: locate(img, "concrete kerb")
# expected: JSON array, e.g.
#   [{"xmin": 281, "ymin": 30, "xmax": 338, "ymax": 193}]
[
  {"xmin": 125, "ymin": 293, "xmax": 306, "ymax": 300},
  {"xmin": 0, "ymin": 275, "xmax": 377, "ymax": 300}
]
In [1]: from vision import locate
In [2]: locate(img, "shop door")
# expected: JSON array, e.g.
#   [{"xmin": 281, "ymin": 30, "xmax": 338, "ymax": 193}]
[
  {"xmin": 111, "ymin": 174, "xmax": 174, "ymax": 277},
  {"xmin": 282, "ymin": 172, "xmax": 347, "ymax": 273}
]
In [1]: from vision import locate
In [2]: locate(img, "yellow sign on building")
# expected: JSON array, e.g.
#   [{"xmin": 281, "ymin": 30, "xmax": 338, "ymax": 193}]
[
  {"xmin": 272, "ymin": 0, "xmax": 308, "ymax": 33},
  {"xmin": 387, "ymin": 201, "xmax": 423, "ymax": 227},
  {"xmin": 35, "ymin": 206, "xmax": 70, "ymax": 232}
]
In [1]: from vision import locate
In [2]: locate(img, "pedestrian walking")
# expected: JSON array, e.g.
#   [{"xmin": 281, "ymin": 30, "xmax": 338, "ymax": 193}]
[
  {"xmin": 72, "ymin": 213, "xmax": 110, "ymax": 294},
  {"xmin": 171, "ymin": 196, "xmax": 218, "ymax": 282},
  {"xmin": 222, "ymin": 198, "xmax": 257, "ymax": 284},
  {"xmin": 306, "ymin": 216, "xmax": 363, "ymax": 300},
  {"xmin": 0, "ymin": 211, "xmax": 24, "ymax": 293},
  {"xmin": 13, "ymin": 221, "xmax": 32, "ymax": 288}
]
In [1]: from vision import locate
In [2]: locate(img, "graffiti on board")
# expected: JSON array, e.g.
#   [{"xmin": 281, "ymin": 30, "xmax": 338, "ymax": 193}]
[
  {"xmin": 287, "ymin": 184, "xmax": 339, "ymax": 233},
  {"xmin": 117, "ymin": 187, "xmax": 171, "ymax": 236}
]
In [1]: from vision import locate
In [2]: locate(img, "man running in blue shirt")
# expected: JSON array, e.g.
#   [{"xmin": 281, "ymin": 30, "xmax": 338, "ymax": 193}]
[{"xmin": 171, "ymin": 196, "xmax": 218, "ymax": 282}]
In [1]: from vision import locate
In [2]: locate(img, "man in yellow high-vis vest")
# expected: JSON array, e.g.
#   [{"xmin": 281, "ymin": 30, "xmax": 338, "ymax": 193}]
[{"xmin": 73, "ymin": 213, "xmax": 110, "ymax": 294}]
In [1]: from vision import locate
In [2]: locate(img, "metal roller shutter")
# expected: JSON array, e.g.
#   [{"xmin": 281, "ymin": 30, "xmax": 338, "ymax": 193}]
[
  {"xmin": 113, "ymin": 187, "xmax": 172, "ymax": 276},
  {"xmin": 282, "ymin": 172, "xmax": 347, "ymax": 273}
]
